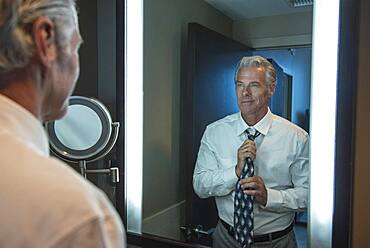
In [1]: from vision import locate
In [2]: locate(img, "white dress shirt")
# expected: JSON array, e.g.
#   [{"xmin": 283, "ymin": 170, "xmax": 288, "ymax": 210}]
[
  {"xmin": 193, "ymin": 109, "xmax": 309, "ymax": 235},
  {"xmin": 0, "ymin": 94, "xmax": 126, "ymax": 248}
]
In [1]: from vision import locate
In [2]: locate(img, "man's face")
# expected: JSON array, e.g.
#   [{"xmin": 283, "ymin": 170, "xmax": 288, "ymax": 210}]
[
  {"xmin": 235, "ymin": 66, "xmax": 274, "ymax": 121},
  {"xmin": 43, "ymin": 28, "xmax": 82, "ymax": 121}
]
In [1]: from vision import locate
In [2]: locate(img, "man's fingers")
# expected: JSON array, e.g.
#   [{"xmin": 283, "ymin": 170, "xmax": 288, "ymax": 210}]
[
  {"xmin": 240, "ymin": 182, "xmax": 259, "ymax": 189},
  {"xmin": 239, "ymin": 176, "xmax": 267, "ymax": 206},
  {"xmin": 244, "ymin": 189, "xmax": 257, "ymax": 195},
  {"xmin": 240, "ymin": 176, "xmax": 262, "ymax": 184},
  {"xmin": 238, "ymin": 148, "xmax": 256, "ymax": 160},
  {"xmin": 239, "ymin": 141, "xmax": 256, "ymax": 150}
]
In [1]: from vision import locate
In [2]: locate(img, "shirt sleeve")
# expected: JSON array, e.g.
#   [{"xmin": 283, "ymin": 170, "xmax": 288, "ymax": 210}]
[
  {"xmin": 193, "ymin": 128, "xmax": 238, "ymax": 198},
  {"xmin": 264, "ymin": 134, "xmax": 309, "ymax": 212},
  {"xmin": 51, "ymin": 216, "xmax": 126, "ymax": 248}
]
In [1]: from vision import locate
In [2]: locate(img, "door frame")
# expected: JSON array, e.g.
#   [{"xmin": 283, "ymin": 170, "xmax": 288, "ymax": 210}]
[{"xmin": 182, "ymin": 23, "xmax": 251, "ymax": 240}]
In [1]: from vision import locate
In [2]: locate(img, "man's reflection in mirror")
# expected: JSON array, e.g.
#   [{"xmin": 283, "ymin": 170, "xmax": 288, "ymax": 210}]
[{"xmin": 193, "ymin": 56, "xmax": 309, "ymax": 248}]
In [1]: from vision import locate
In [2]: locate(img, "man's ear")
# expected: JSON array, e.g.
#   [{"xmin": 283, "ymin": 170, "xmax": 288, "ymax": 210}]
[
  {"xmin": 268, "ymin": 82, "xmax": 276, "ymax": 97},
  {"xmin": 32, "ymin": 16, "xmax": 57, "ymax": 67}
]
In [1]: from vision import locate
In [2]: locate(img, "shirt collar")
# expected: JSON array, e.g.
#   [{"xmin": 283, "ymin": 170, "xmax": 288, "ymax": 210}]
[
  {"xmin": 236, "ymin": 108, "xmax": 273, "ymax": 137},
  {"xmin": 0, "ymin": 94, "xmax": 49, "ymax": 156}
]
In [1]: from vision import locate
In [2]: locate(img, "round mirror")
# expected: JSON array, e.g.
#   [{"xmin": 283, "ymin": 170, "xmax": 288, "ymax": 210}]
[{"xmin": 45, "ymin": 96, "xmax": 118, "ymax": 163}]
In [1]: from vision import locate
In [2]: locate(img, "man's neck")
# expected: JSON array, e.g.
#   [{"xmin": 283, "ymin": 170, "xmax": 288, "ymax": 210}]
[
  {"xmin": 242, "ymin": 108, "xmax": 268, "ymax": 126},
  {"xmin": 0, "ymin": 80, "xmax": 42, "ymax": 121}
]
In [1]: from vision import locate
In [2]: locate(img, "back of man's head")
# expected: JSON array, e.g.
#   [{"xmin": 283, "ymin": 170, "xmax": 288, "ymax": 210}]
[{"xmin": 0, "ymin": 0, "xmax": 77, "ymax": 77}]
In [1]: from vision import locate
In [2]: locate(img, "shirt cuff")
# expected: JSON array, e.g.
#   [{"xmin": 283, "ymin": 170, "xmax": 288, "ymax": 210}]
[
  {"xmin": 264, "ymin": 188, "xmax": 283, "ymax": 209},
  {"xmin": 223, "ymin": 166, "xmax": 238, "ymax": 189}
]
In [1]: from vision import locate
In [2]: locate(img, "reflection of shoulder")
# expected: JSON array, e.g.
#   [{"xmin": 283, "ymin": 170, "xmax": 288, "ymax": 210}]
[
  {"xmin": 272, "ymin": 114, "xmax": 308, "ymax": 140},
  {"xmin": 207, "ymin": 112, "xmax": 239, "ymax": 130}
]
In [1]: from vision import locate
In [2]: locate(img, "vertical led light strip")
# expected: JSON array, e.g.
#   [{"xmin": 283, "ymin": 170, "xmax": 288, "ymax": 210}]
[
  {"xmin": 125, "ymin": 0, "xmax": 143, "ymax": 234},
  {"xmin": 309, "ymin": 0, "xmax": 340, "ymax": 247}
]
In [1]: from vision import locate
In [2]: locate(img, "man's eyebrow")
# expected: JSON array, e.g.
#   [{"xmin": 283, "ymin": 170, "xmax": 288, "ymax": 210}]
[{"xmin": 235, "ymin": 80, "xmax": 261, "ymax": 84}]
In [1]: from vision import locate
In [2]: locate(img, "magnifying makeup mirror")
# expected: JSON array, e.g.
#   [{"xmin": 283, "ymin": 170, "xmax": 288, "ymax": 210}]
[{"xmin": 45, "ymin": 96, "xmax": 120, "ymax": 182}]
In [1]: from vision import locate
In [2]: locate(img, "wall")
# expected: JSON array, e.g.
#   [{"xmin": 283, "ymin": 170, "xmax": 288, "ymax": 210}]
[
  {"xmin": 97, "ymin": 0, "xmax": 116, "ymax": 117},
  {"xmin": 352, "ymin": 0, "xmax": 370, "ymax": 246},
  {"xmin": 76, "ymin": 0, "xmax": 116, "ymax": 113},
  {"xmin": 75, "ymin": 0, "xmax": 98, "ymax": 98},
  {"xmin": 233, "ymin": 11, "xmax": 312, "ymax": 48},
  {"xmin": 77, "ymin": 0, "xmax": 116, "ymax": 114},
  {"xmin": 143, "ymin": 0, "xmax": 232, "ymax": 239},
  {"xmin": 74, "ymin": 0, "xmax": 118, "ymax": 203}
]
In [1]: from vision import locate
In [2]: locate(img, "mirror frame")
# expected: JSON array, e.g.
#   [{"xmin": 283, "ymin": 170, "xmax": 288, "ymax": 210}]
[
  {"xmin": 122, "ymin": 0, "xmax": 359, "ymax": 247},
  {"xmin": 330, "ymin": 1, "xmax": 359, "ymax": 247}
]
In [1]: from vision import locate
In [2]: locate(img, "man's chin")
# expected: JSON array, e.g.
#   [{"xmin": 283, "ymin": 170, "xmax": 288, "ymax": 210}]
[
  {"xmin": 43, "ymin": 106, "xmax": 68, "ymax": 122},
  {"xmin": 239, "ymin": 101, "xmax": 255, "ymax": 108},
  {"xmin": 240, "ymin": 106, "xmax": 268, "ymax": 118},
  {"xmin": 239, "ymin": 105, "xmax": 256, "ymax": 114}
]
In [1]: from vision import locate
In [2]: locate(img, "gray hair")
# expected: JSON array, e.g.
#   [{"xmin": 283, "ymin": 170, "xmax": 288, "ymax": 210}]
[
  {"xmin": 234, "ymin": 55, "xmax": 277, "ymax": 87},
  {"xmin": 0, "ymin": 0, "xmax": 77, "ymax": 74}
]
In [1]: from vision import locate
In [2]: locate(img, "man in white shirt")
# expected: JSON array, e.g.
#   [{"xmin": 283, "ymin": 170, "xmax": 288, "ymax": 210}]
[
  {"xmin": 193, "ymin": 56, "xmax": 309, "ymax": 248},
  {"xmin": 0, "ymin": 0, "xmax": 125, "ymax": 247}
]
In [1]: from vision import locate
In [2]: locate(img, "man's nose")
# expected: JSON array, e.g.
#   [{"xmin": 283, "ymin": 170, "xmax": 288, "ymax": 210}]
[{"xmin": 242, "ymin": 85, "xmax": 251, "ymax": 95}]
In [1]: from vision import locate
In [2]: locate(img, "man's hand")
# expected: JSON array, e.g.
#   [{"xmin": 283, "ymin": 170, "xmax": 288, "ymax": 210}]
[
  {"xmin": 239, "ymin": 176, "xmax": 267, "ymax": 206},
  {"xmin": 235, "ymin": 140, "xmax": 256, "ymax": 177}
]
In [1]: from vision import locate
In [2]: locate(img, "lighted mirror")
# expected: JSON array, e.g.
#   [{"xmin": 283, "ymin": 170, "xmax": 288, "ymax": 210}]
[{"xmin": 125, "ymin": 0, "xmax": 340, "ymax": 247}]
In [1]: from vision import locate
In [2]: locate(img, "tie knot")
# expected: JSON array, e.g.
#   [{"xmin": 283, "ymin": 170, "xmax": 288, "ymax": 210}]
[{"xmin": 246, "ymin": 128, "xmax": 260, "ymax": 141}]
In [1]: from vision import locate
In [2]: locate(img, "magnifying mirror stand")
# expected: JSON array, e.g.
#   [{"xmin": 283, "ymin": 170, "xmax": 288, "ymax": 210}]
[
  {"xmin": 77, "ymin": 122, "xmax": 120, "ymax": 182},
  {"xmin": 46, "ymin": 96, "xmax": 121, "ymax": 186},
  {"xmin": 79, "ymin": 160, "xmax": 119, "ymax": 183}
]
